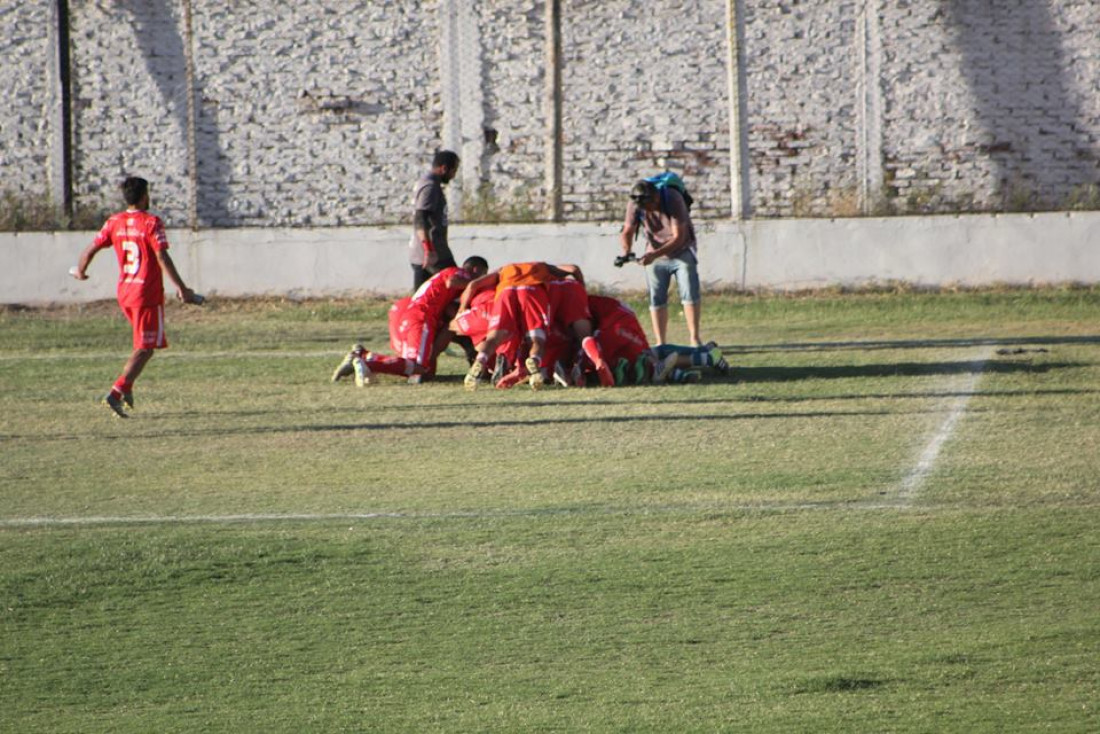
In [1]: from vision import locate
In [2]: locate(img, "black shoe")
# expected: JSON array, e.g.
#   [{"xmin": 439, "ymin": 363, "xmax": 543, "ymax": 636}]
[{"xmin": 102, "ymin": 392, "xmax": 129, "ymax": 418}]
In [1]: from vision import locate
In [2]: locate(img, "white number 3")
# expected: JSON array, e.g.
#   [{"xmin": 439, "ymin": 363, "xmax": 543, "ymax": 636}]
[{"xmin": 121, "ymin": 241, "xmax": 141, "ymax": 276}]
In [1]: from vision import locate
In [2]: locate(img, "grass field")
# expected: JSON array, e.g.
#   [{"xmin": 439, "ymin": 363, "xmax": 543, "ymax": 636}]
[{"xmin": 2, "ymin": 289, "xmax": 1099, "ymax": 732}]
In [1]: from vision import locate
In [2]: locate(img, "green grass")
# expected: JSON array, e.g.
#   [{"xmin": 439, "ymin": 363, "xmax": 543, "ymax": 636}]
[{"xmin": 2, "ymin": 289, "xmax": 1099, "ymax": 732}]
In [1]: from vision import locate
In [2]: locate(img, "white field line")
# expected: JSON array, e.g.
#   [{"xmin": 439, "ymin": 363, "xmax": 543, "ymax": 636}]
[
  {"xmin": 887, "ymin": 346, "xmax": 993, "ymax": 507},
  {"xmin": 0, "ymin": 502, "xmax": 930, "ymax": 529},
  {"xmin": 0, "ymin": 350, "xmax": 338, "ymax": 362}
]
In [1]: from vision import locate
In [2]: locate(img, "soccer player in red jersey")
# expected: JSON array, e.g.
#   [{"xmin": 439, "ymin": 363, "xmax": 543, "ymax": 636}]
[
  {"xmin": 72, "ymin": 177, "xmax": 200, "ymax": 417},
  {"xmin": 331, "ymin": 256, "xmax": 489, "ymax": 385},
  {"xmin": 461, "ymin": 262, "xmax": 605, "ymax": 390},
  {"xmin": 546, "ymin": 278, "xmax": 615, "ymax": 387},
  {"xmin": 587, "ymin": 295, "xmax": 727, "ymax": 385}
]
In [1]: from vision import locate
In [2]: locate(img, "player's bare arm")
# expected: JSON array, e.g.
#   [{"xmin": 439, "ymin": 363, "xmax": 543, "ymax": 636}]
[
  {"xmin": 546, "ymin": 263, "xmax": 585, "ymax": 287},
  {"xmin": 619, "ymin": 220, "xmax": 638, "ymax": 259},
  {"xmin": 413, "ymin": 210, "xmax": 438, "ymax": 268},
  {"xmin": 155, "ymin": 249, "xmax": 197, "ymax": 304},
  {"xmin": 444, "ymin": 271, "xmax": 472, "ymax": 290},
  {"xmin": 459, "ymin": 271, "xmax": 499, "ymax": 311},
  {"xmin": 72, "ymin": 242, "xmax": 102, "ymax": 280}
]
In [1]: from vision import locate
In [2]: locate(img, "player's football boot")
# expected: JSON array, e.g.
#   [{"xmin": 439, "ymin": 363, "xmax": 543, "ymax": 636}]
[
  {"xmin": 708, "ymin": 345, "xmax": 730, "ymax": 374},
  {"xmin": 671, "ymin": 368, "xmax": 703, "ymax": 384},
  {"xmin": 490, "ymin": 354, "xmax": 510, "ymax": 386},
  {"xmin": 102, "ymin": 392, "xmax": 129, "ymax": 419},
  {"xmin": 526, "ymin": 357, "xmax": 546, "ymax": 389},
  {"xmin": 332, "ymin": 343, "xmax": 363, "ymax": 382},
  {"xmin": 121, "ymin": 392, "xmax": 135, "ymax": 410},
  {"xmin": 653, "ymin": 353, "xmax": 679, "ymax": 384},
  {"xmin": 612, "ymin": 358, "xmax": 630, "ymax": 386},
  {"xmin": 552, "ymin": 361, "xmax": 571, "ymax": 387},
  {"xmin": 464, "ymin": 360, "xmax": 485, "ymax": 391},
  {"xmin": 353, "ymin": 352, "xmax": 374, "ymax": 387}
]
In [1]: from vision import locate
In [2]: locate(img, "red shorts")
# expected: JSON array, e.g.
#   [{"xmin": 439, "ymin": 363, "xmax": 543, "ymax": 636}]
[
  {"xmin": 452, "ymin": 307, "xmax": 490, "ymax": 345},
  {"xmin": 393, "ymin": 312, "xmax": 435, "ymax": 367},
  {"xmin": 490, "ymin": 286, "xmax": 550, "ymax": 341},
  {"xmin": 547, "ymin": 280, "xmax": 590, "ymax": 329},
  {"xmin": 121, "ymin": 303, "xmax": 167, "ymax": 350}
]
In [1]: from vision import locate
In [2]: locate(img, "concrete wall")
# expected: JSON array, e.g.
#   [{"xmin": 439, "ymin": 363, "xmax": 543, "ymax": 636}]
[
  {"xmin": 8, "ymin": 214, "xmax": 1098, "ymax": 306},
  {"xmin": 3, "ymin": 1, "xmax": 1099, "ymax": 227}
]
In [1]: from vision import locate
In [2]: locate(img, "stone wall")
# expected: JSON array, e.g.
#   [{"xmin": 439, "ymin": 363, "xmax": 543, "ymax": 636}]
[
  {"xmin": 2, "ymin": 2, "xmax": 62, "ymax": 205},
  {"xmin": 2, "ymin": 1, "xmax": 1098, "ymax": 229}
]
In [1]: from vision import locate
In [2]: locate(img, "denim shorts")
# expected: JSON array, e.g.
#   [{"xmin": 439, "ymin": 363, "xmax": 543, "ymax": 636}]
[{"xmin": 645, "ymin": 251, "xmax": 700, "ymax": 309}]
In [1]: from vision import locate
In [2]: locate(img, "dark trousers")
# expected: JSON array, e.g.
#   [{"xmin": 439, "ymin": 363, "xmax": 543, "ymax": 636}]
[
  {"xmin": 410, "ymin": 256, "xmax": 458, "ymax": 291},
  {"xmin": 411, "ymin": 264, "xmax": 432, "ymax": 291}
]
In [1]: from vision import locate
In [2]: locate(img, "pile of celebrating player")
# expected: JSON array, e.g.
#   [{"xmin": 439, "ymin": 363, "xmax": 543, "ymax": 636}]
[{"xmin": 332, "ymin": 259, "xmax": 729, "ymax": 390}]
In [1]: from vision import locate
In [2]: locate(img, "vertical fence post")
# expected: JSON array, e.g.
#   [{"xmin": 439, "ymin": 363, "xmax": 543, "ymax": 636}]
[
  {"xmin": 51, "ymin": 0, "xmax": 73, "ymax": 227},
  {"xmin": 726, "ymin": 0, "xmax": 751, "ymax": 220},
  {"xmin": 545, "ymin": 0, "xmax": 563, "ymax": 222},
  {"xmin": 181, "ymin": 0, "xmax": 199, "ymax": 230},
  {"xmin": 856, "ymin": 0, "xmax": 884, "ymax": 215}
]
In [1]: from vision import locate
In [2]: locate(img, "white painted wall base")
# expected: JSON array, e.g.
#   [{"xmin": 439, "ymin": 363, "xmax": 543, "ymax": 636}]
[{"xmin": 5, "ymin": 213, "xmax": 1099, "ymax": 305}]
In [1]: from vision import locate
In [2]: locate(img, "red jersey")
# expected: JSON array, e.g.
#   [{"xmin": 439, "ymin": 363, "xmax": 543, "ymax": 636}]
[
  {"xmin": 588, "ymin": 295, "xmax": 637, "ymax": 331},
  {"xmin": 409, "ymin": 266, "xmax": 465, "ymax": 322},
  {"xmin": 589, "ymin": 295, "xmax": 650, "ymax": 362},
  {"xmin": 452, "ymin": 289, "xmax": 495, "ymax": 344},
  {"xmin": 92, "ymin": 210, "xmax": 169, "ymax": 308}
]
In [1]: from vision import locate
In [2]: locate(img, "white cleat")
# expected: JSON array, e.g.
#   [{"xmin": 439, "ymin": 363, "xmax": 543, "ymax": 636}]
[{"xmin": 353, "ymin": 353, "xmax": 374, "ymax": 387}]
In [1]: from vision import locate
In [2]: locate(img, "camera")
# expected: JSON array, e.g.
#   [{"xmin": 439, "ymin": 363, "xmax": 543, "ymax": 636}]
[{"xmin": 614, "ymin": 252, "xmax": 637, "ymax": 268}]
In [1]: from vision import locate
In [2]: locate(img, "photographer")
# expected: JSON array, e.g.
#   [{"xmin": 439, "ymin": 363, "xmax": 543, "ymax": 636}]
[{"xmin": 618, "ymin": 179, "xmax": 704, "ymax": 347}]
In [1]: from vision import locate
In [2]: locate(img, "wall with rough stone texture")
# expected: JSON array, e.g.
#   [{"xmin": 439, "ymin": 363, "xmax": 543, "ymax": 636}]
[
  {"xmin": 2, "ymin": 0, "xmax": 1098, "ymax": 229},
  {"xmin": 560, "ymin": 0, "xmax": 732, "ymax": 221},
  {"xmin": 2, "ymin": 2, "xmax": 61, "ymax": 204}
]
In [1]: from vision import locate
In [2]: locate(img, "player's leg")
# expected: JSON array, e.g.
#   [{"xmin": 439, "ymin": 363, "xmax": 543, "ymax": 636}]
[
  {"xmin": 645, "ymin": 261, "xmax": 672, "ymax": 346},
  {"xmin": 467, "ymin": 290, "xmax": 520, "ymax": 390},
  {"xmin": 104, "ymin": 304, "xmax": 164, "ymax": 416},
  {"xmin": 465, "ymin": 328, "xmax": 510, "ymax": 390},
  {"xmin": 103, "ymin": 347, "xmax": 154, "ymax": 417},
  {"xmin": 525, "ymin": 334, "xmax": 548, "ymax": 389},
  {"xmin": 673, "ymin": 257, "xmax": 703, "ymax": 347},
  {"xmin": 508, "ymin": 286, "xmax": 553, "ymax": 390}
]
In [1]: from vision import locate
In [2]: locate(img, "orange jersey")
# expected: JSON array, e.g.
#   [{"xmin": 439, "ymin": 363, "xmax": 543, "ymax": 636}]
[{"xmin": 496, "ymin": 262, "xmax": 555, "ymax": 293}]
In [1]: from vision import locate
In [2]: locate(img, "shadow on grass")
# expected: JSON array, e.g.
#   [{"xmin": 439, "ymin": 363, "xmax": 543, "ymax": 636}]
[
  {"xmin": 731, "ymin": 360, "xmax": 1079, "ymax": 384},
  {"xmin": 7, "ymin": 407, "xmax": 948, "ymax": 442},
  {"xmin": 793, "ymin": 674, "xmax": 891, "ymax": 695},
  {"xmin": 725, "ymin": 335, "xmax": 1100, "ymax": 355}
]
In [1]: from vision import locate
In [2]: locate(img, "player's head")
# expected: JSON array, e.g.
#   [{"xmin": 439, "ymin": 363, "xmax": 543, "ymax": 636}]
[
  {"xmin": 121, "ymin": 177, "xmax": 150, "ymax": 208},
  {"xmin": 630, "ymin": 180, "xmax": 658, "ymax": 210},
  {"xmin": 462, "ymin": 255, "xmax": 489, "ymax": 278},
  {"xmin": 433, "ymin": 150, "xmax": 460, "ymax": 182}
]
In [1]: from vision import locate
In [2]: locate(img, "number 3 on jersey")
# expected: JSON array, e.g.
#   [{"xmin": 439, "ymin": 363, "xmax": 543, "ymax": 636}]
[{"xmin": 121, "ymin": 240, "xmax": 141, "ymax": 277}]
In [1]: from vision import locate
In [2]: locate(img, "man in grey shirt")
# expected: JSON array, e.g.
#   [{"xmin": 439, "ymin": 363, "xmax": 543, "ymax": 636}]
[
  {"xmin": 619, "ymin": 179, "xmax": 705, "ymax": 347},
  {"xmin": 410, "ymin": 150, "xmax": 460, "ymax": 290}
]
